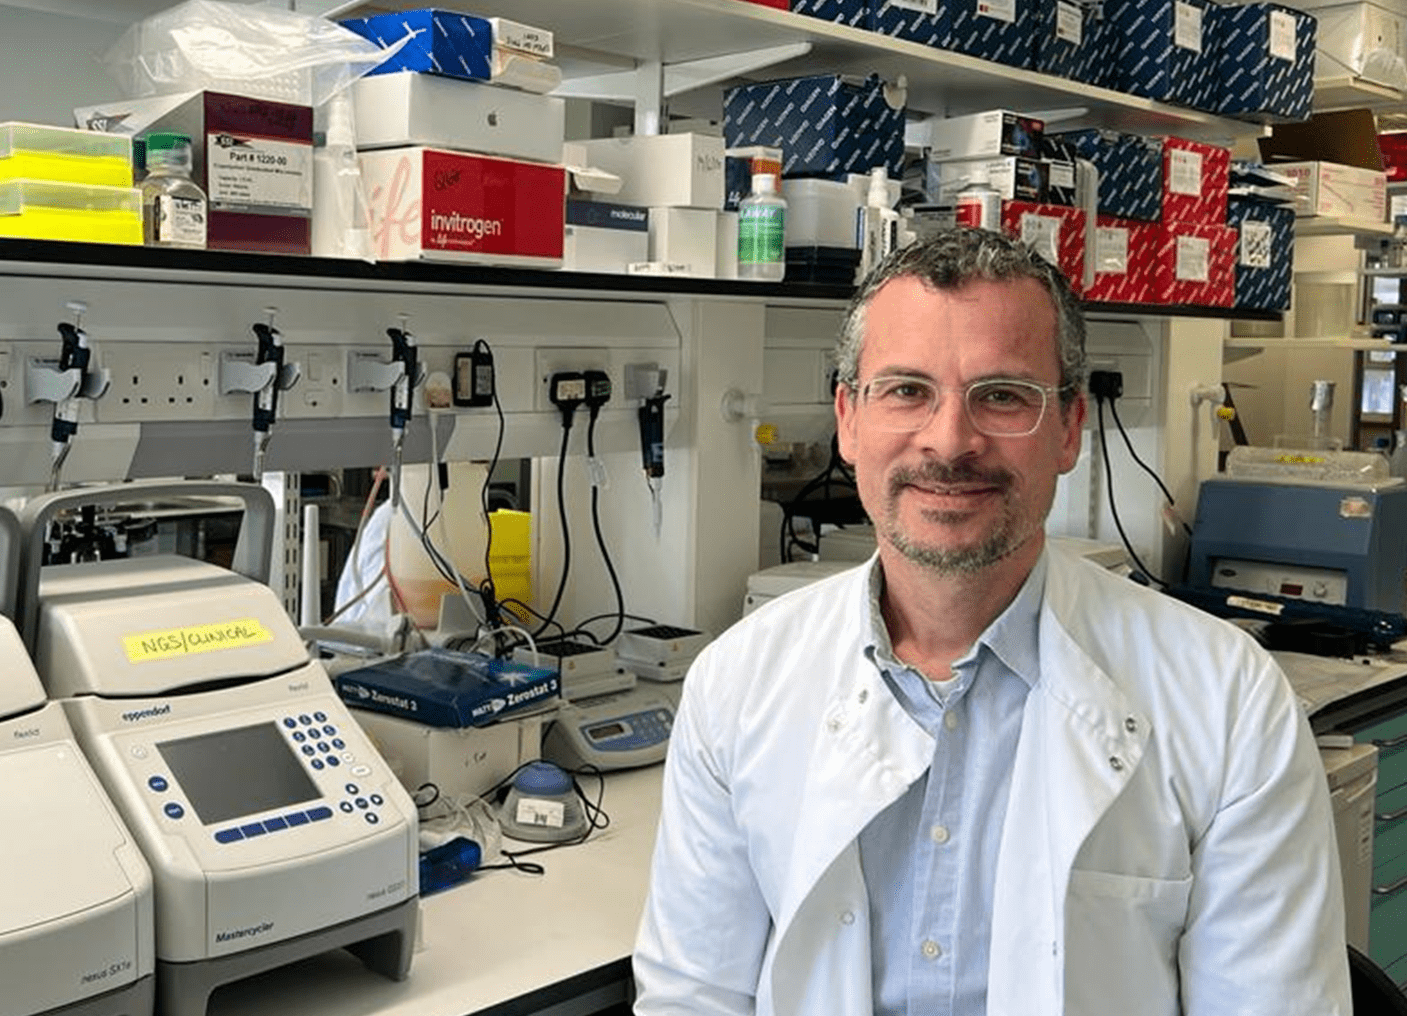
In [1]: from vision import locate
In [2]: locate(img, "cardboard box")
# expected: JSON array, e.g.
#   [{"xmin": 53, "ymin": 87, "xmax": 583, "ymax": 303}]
[
  {"xmin": 1105, "ymin": 0, "xmax": 1218, "ymax": 110},
  {"xmin": 930, "ymin": 155, "xmax": 1049, "ymax": 202},
  {"xmin": 486, "ymin": 17, "xmax": 553, "ymax": 58},
  {"xmin": 723, "ymin": 73, "xmax": 905, "ymax": 179},
  {"xmin": 1038, "ymin": 135, "xmax": 1079, "ymax": 206},
  {"xmin": 74, "ymin": 90, "xmax": 313, "ymax": 254},
  {"xmin": 792, "ymin": 0, "xmax": 870, "ymax": 27},
  {"xmin": 342, "ymin": 9, "xmax": 493, "ymax": 81},
  {"xmin": 1160, "ymin": 136, "xmax": 1230, "ymax": 225},
  {"xmin": 1053, "ymin": 129, "xmax": 1164, "ymax": 221},
  {"xmin": 1150, "ymin": 222, "xmax": 1237, "ymax": 307},
  {"xmin": 1000, "ymin": 201, "xmax": 1087, "ymax": 295},
  {"xmin": 1227, "ymin": 198, "xmax": 1295, "ymax": 310},
  {"xmin": 947, "ymin": 0, "xmax": 1037, "ymax": 68},
  {"xmin": 717, "ymin": 209, "xmax": 740, "ymax": 280},
  {"xmin": 1274, "ymin": 160, "xmax": 1387, "ymax": 217},
  {"xmin": 649, "ymin": 207, "xmax": 719, "ymax": 277},
  {"xmin": 1301, "ymin": 1, "xmax": 1407, "ymax": 86},
  {"xmin": 1210, "ymin": 3, "xmax": 1317, "ymax": 123},
  {"xmin": 352, "ymin": 73, "xmax": 564, "ymax": 163},
  {"xmin": 1032, "ymin": 0, "xmax": 1114, "ymax": 85},
  {"xmin": 1085, "ymin": 217, "xmax": 1156, "ymax": 304},
  {"xmin": 561, "ymin": 199, "xmax": 649, "ymax": 273},
  {"xmin": 925, "ymin": 109, "xmax": 1044, "ymax": 161},
  {"xmin": 351, "ymin": 707, "xmax": 549, "ymax": 799},
  {"xmin": 870, "ymin": 0, "xmax": 947, "ymax": 45},
  {"xmin": 574, "ymin": 133, "xmax": 725, "ymax": 209},
  {"xmin": 361, "ymin": 147, "xmax": 565, "ymax": 265},
  {"xmin": 336, "ymin": 647, "xmax": 560, "ymax": 728}
]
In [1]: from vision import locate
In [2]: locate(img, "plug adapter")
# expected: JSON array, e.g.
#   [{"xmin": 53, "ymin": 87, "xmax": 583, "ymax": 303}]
[
  {"xmin": 549, "ymin": 371, "xmax": 587, "ymax": 427},
  {"xmin": 584, "ymin": 369, "xmax": 612, "ymax": 414},
  {"xmin": 1089, "ymin": 369, "xmax": 1123, "ymax": 401}
]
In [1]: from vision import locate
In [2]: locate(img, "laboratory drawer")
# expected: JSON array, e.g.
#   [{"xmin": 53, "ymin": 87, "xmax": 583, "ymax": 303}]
[
  {"xmin": 1371, "ymin": 850, "xmax": 1407, "ymax": 971},
  {"xmin": 1355, "ymin": 710, "xmax": 1407, "ymax": 753},
  {"xmin": 1375, "ymin": 743, "xmax": 1407, "ymax": 794},
  {"xmin": 1388, "ymin": 952, "xmax": 1407, "ymax": 990},
  {"xmin": 1373, "ymin": 813, "xmax": 1407, "ymax": 872}
]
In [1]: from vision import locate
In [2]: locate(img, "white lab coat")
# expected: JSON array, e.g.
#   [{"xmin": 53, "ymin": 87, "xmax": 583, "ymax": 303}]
[{"xmin": 633, "ymin": 546, "xmax": 1351, "ymax": 1015}]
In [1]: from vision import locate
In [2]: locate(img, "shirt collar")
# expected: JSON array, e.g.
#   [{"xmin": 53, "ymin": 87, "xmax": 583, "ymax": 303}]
[{"xmin": 862, "ymin": 549, "xmax": 1046, "ymax": 690}]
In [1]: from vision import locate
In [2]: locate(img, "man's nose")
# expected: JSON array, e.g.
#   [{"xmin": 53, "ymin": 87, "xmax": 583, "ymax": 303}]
[{"xmin": 913, "ymin": 389, "xmax": 986, "ymax": 459}]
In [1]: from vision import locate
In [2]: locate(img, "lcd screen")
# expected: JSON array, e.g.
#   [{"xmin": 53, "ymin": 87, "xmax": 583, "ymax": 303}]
[{"xmin": 157, "ymin": 722, "xmax": 321, "ymax": 825}]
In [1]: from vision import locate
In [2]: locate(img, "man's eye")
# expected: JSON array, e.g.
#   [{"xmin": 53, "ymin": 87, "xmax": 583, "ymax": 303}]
[
  {"xmin": 974, "ymin": 384, "xmax": 1038, "ymax": 409},
  {"xmin": 877, "ymin": 381, "xmax": 928, "ymax": 401}
]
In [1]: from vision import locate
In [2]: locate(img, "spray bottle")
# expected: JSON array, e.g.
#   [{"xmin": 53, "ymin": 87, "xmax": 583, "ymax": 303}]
[{"xmin": 856, "ymin": 167, "xmax": 899, "ymax": 282}]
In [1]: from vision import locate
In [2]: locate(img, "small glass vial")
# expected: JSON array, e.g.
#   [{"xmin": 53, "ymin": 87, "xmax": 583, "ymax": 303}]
[
  {"xmin": 738, "ymin": 172, "xmax": 786, "ymax": 282},
  {"xmin": 141, "ymin": 132, "xmax": 207, "ymax": 250}
]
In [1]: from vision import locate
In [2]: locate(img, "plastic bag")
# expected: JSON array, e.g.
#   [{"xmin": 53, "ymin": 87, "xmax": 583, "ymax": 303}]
[{"xmin": 102, "ymin": 0, "xmax": 397, "ymax": 107}]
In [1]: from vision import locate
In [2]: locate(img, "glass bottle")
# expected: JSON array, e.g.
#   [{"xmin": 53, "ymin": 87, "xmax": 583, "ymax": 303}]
[
  {"xmin": 141, "ymin": 132, "xmax": 207, "ymax": 250},
  {"xmin": 738, "ymin": 172, "xmax": 786, "ymax": 282}
]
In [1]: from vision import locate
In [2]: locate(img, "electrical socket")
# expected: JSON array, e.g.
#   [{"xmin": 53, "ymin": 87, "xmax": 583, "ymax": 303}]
[
  {"xmin": 90, "ymin": 343, "xmax": 216, "ymax": 423},
  {"xmin": 535, "ymin": 347, "xmax": 613, "ymax": 413}
]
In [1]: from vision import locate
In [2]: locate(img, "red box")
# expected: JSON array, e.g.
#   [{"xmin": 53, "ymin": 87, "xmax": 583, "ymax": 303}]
[
  {"xmin": 1379, "ymin": 132, "xmax": 1407, "ymax": 183},
  {"xmin": 1150, "ymin": 223, "xmax": 1237, "ymax": 308},
  {"xmin": 735, "ymin": 0, "xmax": 788, "ymax": 6},
  {"xmin": 1158, "ymin": 136, "xmax": 1230, "ymax": 225},
  {"xmin": 1085, "ymin": 216, "xmax": 1155, "ymax": 305},
  {"xmin": 360, "ymin": 147, "xmax": 565, "ymax": 266},
  {"xmin": 1000, "ymin": 201, "xmax": 1086, "ymax": 295}
]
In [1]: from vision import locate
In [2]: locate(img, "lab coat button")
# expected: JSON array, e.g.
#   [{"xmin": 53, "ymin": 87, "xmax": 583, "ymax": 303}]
[
  {"xmin": 827, "ymin": 717, "xmax": 843, "ymax": 733},
  {"xmin": 944, "ymin": 711, "xmax": 959, "ymax": 731},
  {"xmin": 1109, "ymin": 756, "xmax": 1125, "ymax": 772},
  {"xmin": 1124, "ymin": 716, "xmax": 1138, "ymax": 734},
  {"xmin": 858, "ymin": 689, "xmax": 869, "ymax": 704},
  {"xmin": 840, "ymin": 910, "xmax": 855, "ymax": 926},
  {"xmin": 921, "ymin": 939, "xmax": 942, "ymax": 960}
]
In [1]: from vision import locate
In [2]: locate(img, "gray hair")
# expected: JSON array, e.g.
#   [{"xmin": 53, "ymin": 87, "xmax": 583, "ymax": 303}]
[{"xmin": 835, "ymin": 227, "xmax": 1087, "ymax": 405}]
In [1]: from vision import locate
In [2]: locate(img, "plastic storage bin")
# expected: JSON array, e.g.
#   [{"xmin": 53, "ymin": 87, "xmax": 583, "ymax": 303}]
[
  {"xmin": 0, "ymin": 122, "xmax": 132, "ymax": 188},
  {"xmin": 0, "ymin": 180, "xmax": 141, "ymax": 244}
]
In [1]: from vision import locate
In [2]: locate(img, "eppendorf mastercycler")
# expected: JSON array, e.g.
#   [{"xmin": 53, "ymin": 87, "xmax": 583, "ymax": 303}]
[
  {"xmin": 0, "ymin": 505, "xmax": 155, "ymax": 1016},
  {"xmin": 14, "ymin": 483, "xmax": 419, "ymax": 1016}
]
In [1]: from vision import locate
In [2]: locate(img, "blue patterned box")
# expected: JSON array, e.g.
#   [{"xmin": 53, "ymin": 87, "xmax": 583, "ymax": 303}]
[
  {"xmin": 1209, "ymin": 3, "xmax": 1316, "ymax": 123},
  {"xmin": 793, "ymin": 0, "xmax": 871, "ymax": 27},
  {"xmin": 1226, "ymin": 197, "xmax": 1294, "ymax": 310},
  {"xmin": 1105, "ymin": 0, "xmax": 1218, "ymax": 110},
  {"xmin": 723, "ymin": 74, "xmax": 905, "ymax": 178},
  {"xmin": 341, "ymin": 9, "xmax": 493, "ymax": 80},
  {"xmin": 869, "ymin": 0, "xmax": 948, "ymax": 45},
  {"xmin": 947, "ymin": 0, "xmax": 1035, "ymax": 69},
  {"xmin": 1052, "ymin": 128, "xmax": 1163, "ymax": 221},
  {"xmin": 1032, "ymin": 0, "xmax": 1113, "ymax": 86}
]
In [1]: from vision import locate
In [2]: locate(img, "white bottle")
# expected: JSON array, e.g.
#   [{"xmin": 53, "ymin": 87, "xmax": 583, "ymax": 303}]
[
  {"xmin": 141, "ymin": 132, "xmax": 206, "ymax": 250},
  {"xmin": 312, "ymin": 90, "xmax": 372, "ymax": 260},
  {"xmin": 856, "ymin": 167, "xmax": 899, "ymax": 282},
  {"xmin": 738, "ymin": 172, "xmax": 787, "ymax": 282}
]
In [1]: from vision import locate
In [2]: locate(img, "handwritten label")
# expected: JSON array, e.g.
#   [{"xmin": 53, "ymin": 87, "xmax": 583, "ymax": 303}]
[{"xmin": 123, "ymin": 619, "xmax": 272, "ymax": 663}]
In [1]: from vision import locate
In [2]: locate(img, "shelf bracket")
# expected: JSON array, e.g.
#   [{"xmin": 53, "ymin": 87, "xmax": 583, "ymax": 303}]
[{"xmin": 556, "ymin": 40, "xmax": 813, "ymax": 129}]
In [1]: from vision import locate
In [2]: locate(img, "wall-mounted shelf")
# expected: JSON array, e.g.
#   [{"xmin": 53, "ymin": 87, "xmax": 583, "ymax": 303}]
[
  {"xmin": 1295, "ymin": 217, "xmax": 1393, "ymax": 239},
  {"xmin": 1312, "ymin": 75, "xmax": 1407, "ymax": 113},
  {"xmin": 338, "ymin": 0, "xmax": 1263, "ymax": 141}
]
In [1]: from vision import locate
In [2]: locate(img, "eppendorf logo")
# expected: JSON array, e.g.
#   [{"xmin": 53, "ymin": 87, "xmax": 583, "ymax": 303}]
[
  {"xmin": 215, "ymin": 920, "xmax": 273, "ymax": 943},
  {"xmin": 429, "ymin": 211, "xmax": 503, "ymax": 241}
]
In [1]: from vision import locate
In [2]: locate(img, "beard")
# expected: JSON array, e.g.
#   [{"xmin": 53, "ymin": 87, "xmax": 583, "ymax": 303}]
[{"xmin": 879, "ymin": 460, "xmax": 1034, "ymax": 576}]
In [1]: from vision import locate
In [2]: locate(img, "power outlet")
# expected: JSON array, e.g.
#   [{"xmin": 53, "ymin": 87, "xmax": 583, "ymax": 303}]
[
  {"xmin": 93, "ymin": 343, "xmax": 215, "ymax": 423},
  {"xmin": 534, "ymin": 347, "xmax": 613, "ymax": 413}
]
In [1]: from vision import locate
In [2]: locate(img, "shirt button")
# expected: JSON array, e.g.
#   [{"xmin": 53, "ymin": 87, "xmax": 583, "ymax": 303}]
[
  {"xmin": 943, "ymin": 711, "xmax": 958, "ymax": 731},
  {"xmin": 930, "ymin": 824, "xmax": 950, "ymax": 845},
  {"xmin": 840, "ymin": 910, "xmax": 856, "ymax": 926},
  {"xmin": 921, "ymin": 939, "xmax": 942, "ymax": 960}
]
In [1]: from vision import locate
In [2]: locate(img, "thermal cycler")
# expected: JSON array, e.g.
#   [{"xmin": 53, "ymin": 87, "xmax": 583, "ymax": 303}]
[
  {"xmin": 1, "ymin": 612, "xmax": 154, "ymax": 1016},
  {"xmin": 15, "ymin": 484, "xmax": 419, "ymax": 1016}
]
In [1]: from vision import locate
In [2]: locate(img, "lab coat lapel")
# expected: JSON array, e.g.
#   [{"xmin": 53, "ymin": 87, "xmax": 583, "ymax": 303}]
[
  {"xmin": 773, "ymin": 658, "xmax": 934, "ymax": 936},
  {"xmin": 987, "ymin": 586, "xmax": 1150, "ymax": 1014}
]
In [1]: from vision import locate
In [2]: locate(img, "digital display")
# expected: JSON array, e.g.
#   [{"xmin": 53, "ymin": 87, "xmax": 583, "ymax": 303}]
[
  {"xmin": 588, "ymin": 722, "xmax": 626, "ymax": 741},
  {"xmin": 157, "ymin": 722, "xmax": 321, "ymax": 825}
]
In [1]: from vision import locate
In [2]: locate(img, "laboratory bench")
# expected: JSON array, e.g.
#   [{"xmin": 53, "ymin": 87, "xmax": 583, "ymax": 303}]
[{"xmin": 209, "ymin": 764, "xmax": 663, "ymax": 1016}]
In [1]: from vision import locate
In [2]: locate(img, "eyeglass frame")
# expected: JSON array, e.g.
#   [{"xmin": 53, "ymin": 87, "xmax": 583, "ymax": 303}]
[{"xmin": 846, "ymin": 373, "xmax": 1078, "ymax": 437}]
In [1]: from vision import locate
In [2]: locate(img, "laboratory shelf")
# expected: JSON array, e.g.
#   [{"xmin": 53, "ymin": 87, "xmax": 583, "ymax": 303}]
[
  {"xmin": 1295, "ymin": 217, "xmax": 1393, "ymax": 239},
  {"xmin": 1312, "ymin": 75, "xmax": 1407, "ymax": 114},
  {"xmin": 338, "ymin": 0, "xmax": 1261, "ymax": 142}
]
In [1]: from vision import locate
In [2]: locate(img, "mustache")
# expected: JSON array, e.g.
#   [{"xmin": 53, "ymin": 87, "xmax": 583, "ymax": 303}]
[{"xmin": 888, "ymin": 461, "xmax": 1014, "ymax": 495}]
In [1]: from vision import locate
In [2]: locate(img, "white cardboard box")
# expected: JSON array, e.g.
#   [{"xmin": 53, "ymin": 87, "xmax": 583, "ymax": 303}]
[
  {"xmin": 573, "ymin": 133, "xmax": 725, "ymax": 209},
  {"xmin": 648, "ymin": 206, "xmax": 718, "ymax": 277},
  {"xmin": 716, "ymin": 210, "xmax": 739, "ymax": 280},
  {"xmin": 352, "ymin": 72, "xmax": 564, "ymax": 163},
  {"xmin": 924, "ymin": 109, "xmax": 1044, "ymax": 161},
  {"xmin": 350, "ymin": 707, "xmax": 550, "ymax": 799},
  {"xmin": 1300, "ymin": 1, "xmax": 1407, "ymax": 87},
  {"xmin": 561, "ymin": 199, "xmax": 649, "ymax": 272},
  {"xmin": 1274, "ymin": 160, "xmax": 1386, "ymax": 218}
]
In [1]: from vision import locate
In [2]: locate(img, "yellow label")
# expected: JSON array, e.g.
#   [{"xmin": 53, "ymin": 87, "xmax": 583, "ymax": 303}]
[{"xmin": 123, "ymin": 618, "xmax": 273, "ymax": 663}]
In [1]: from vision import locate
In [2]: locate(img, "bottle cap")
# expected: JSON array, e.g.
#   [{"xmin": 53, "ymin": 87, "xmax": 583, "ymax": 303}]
[{"xmin": 145, "ymin": 132, "xmax": 191, "ymax": 153}]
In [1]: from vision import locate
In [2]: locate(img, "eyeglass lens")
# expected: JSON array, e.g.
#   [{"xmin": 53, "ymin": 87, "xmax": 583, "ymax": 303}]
[{"xmin": 861, "ymin": 378, "xmax": 1049, "ymax": 436}]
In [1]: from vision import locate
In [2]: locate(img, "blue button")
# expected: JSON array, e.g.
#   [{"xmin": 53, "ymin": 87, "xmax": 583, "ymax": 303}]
[
  {"xmin": 311, "ymin": 759, "xmax": 325, "ymax": 770},
  {"xmin": 306, "ymin": 807, "xmax": 333, "ymax": 822},
  {"xmin": 301, "ymin": 744, "xmax": 315, "ymax": 756},
  {"xmin": 316, "ymin": 742, "xmax": 330, "ymax": 753},
  {"xmin": 298, "ymin": 714, "xmax": 313, "ymax": 726},
  {"xmin": 215, "ymin": 828, "xmax": 243, "ymax": 843},
  {"xmin": 284, "ymin": 811, "xmax": 310, "ymax": 827},
  {"xmin": 365, "ymin": 812, "xmax": 380, "ymax": 825},
  {"xmin": 332, "ymin": 738, "xmax": 346, "ymax": 750},
  {"xmin": 326, "ymin": 756, "xmax": 341, "ymax": 767},
  {"xmin": 148, "ymin": 775, "xmax": 169, "ymax": 792},
  {"xmin": 292, "ymin": 731, "xmax": 306, "ymax": 742},
  {"xmin": 264, "ymin": 816, "xmax": 288, "ymax": 832},
  {"xmin": 283, "ymin": 717, "xmax": 297, "ymax": 728},
  {"xmin": 370, "ymin": 794, "xmax": 384, "ymax": 806},
  {"xmin": 345, "ymin": 783, "xmax": 359, "ymax": 795},
  {"xmin": 322, "ymin": 725, "xmax": 336, "ymax": 737},
  {"xmin": 240, "ymin": 822, "xmax": 267, "ymax": 837},
  {"xmin": 314, "ymin": 711, "xmax": 327, "ymax": 723},
  {"xmin": 355, "ymin": 797, "xmax": 368, "ymax": 809},
  {"xmin": 164, "ymin": 802, "xmax": 184, "ymax": 819}
]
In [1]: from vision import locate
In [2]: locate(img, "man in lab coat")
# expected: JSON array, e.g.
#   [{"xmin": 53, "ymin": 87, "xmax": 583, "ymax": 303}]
[{"xmin": 633, "ymin": 227, "xmax": 1351, "ymax": 1015}]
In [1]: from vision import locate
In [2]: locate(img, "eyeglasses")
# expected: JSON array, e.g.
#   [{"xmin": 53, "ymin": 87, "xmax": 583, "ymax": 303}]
[{"xmin": 853, "ymin": 374, "xmax": 1070, "ymax": 437}]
